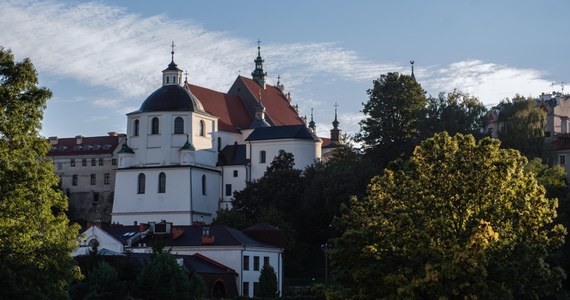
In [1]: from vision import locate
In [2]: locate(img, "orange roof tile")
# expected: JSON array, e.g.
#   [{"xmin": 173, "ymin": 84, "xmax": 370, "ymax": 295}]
[
  {"xmin": 188, "ymin": 83, "xmax": 251, "ymax": 133},
  {"xmin": 238, "ymin": 76, "xmax": 305, "ymax": 126}
]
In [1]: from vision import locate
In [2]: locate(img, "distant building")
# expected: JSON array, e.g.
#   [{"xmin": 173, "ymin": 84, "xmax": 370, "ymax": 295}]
[
  {"xmin": 112, "ymin": 45, "xmax": 343, "ymax": 225},
  {"xmin": 74, "ymin": 222, "xmax": 284, "ymax": 298},
  {"xmin": 47, "ymin": 133, "xmax": 125, "ymax": 223}
]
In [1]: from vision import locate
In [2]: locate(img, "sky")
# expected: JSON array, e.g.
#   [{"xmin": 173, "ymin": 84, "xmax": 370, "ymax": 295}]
[{"xmin": 1, "ymin": 0, "xmax": 569, "ymax": 139}]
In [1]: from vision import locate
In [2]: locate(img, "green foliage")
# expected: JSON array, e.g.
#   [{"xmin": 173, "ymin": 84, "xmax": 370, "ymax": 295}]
[
  {"xmin": 330, "ymin": 133, "xmax": 566, "ymax": 299},
  {"xmin": 498, "ymin": 95, "xmax": 546, "ymax": 158},
  {"xmin": 357, "ymin": 72, "xmax": 427, "ymax": 167},
  {"xmin": 0, "ymin": 47, "xmax": 80, "ymax": 299},
  {"xmin": 134, "ymin": 252, "xmax": 194, "ymax": 300},
  {"xmin": 84, "ymin": 262, "xmax": 128, "ymax": 300},
  {"xmin": 188, "ymin": 272, "xmax": 206, "ymax": 300},
  {"xmin": 424, "ymin": 89, "xmax": 488, "ymax": 138},
  {"xmin": 258, "ymin": 264, "xmax": 279, "ymax": 298}
]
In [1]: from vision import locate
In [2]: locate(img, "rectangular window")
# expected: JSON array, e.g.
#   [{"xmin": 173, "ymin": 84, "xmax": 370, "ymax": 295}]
[
  {"xmin": 243, "ymin": 255, "xmax": 250, "ymax": 271},
  {"xmin": 243, "ymin": 282, "xmax": 249, "ymax": 297},
  {"xmin": 72, "ymin": 175, "xmax": 78, "ymax": 186},
  {"xmin": 112, "ymin": 159, "xmax": 117, "ymax": 165},
  {"xmin": 259, "ymin": 150, "xmax": 266, "ymax": 164},
  {"xmin": 225, "ymin": 184, "xmax": 232, "ymax": 196},
  {"xmin": 104, "ymin": 173, "xmax": 110, "ymax": 185},
  {"xmin": 93, "ymin": 192, "xmax": 99, "ymax": 203},
  {"xmin": 233, "ymin": 170, "xmax": 238, "ymax": 177},
  {"xmin": 560, "ymin": 155, "xmax": 566, "ymax": 165},
  {"xmin": 264, "ymin": 256, "xmax": 270, "ymax": 267},
  {"xmin": 70, "ymin": 159, "xmax": 75, "ymax": 167},
  {"xmin": 90, "ymin": 174, "xmax": 96, "ymax": 185},
  {"xmin": 253, "ymin": 256, "xmax": 260, "ymax": 271},
  {"xmin": 91, "ymin": 158, "xmax": 96, "ymax": 166},
  {"xmin": 99, "ymin": 158, "xmax": 104, "ymax": 166},
  {"xmin": 82, "ymin": 158, "xmax": 87, "ymax": 166},
  {"xmin": 253, "ymin": 282, "xmax": 259, "ymax": 297}
]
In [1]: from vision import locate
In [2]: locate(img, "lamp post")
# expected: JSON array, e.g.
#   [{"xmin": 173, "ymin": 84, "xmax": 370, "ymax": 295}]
[{"xmin": 320, "ymin": 242, "xmax": 330, "ymax": 287}]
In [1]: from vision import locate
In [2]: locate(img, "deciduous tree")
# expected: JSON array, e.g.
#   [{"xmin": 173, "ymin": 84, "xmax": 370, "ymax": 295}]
[
  {"xmin": 498, "ymin": 95, "xmax": 546, "ymax": 158},
  {"xmin": 330, "ymin": 133, "xmax": 566, "ymax": 299},
  {"xmin": 0, "ymin": 47, "xmax": 80, "ymax": 299},
  {"xmin": 424, "ymin": 89, "xmax": 487, "ymax": 138}
]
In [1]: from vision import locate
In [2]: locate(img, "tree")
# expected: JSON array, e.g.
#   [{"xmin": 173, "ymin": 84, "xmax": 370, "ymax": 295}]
[
  {"xmin": 257, "ymin": 264, "xmax": 278, "ymax": 298},
  {"xmin": 0, "ymin": 47, "xmax": 80, "ymax": 299},
  {"xmin": 424, "ymin": 89, "xmax": 488, "ymax": 138},
  {"xmin": 134, "ymin": 252, "xmax": 197, "ymax": 300},
  {"xmin": 498, "ymin": 95, "xmax": 546, "ymax": 159},
  {"xmin": 83, "ymin": 262, "xmax": 128, "ymax": 300},
  {"xmin": 330, "ymin": 133, "xmax": 566, "ymax": 299},
  {"xmin": 357, "ymin": 72, "xmax": 427, "ymax": 167}
]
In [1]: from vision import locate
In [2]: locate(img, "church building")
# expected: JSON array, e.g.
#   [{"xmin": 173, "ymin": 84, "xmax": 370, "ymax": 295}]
[{"xmin": 111, "ymin": 44, "xmax": 341, "ymax": 225}]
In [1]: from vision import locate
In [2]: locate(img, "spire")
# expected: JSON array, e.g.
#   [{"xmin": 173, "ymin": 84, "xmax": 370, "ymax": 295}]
[
  {"xmin": 162, "ymin": 42, "xmax": 183, "ymax": 86},
  {"xmin": 332, "ymin": 102, "xmax": 339, "ymax": 130},
  {"xmin": 184, "ymin": 70, "xmax": 189, "ymax": 84},
  {"xmin": 180, "ymin": 134, "xmax": 195, "ymax": 151},
  {"xmin": 308, "ymin": 108, "xmax": 316, "ymax": 132},
  {"xmin": 251, "ymin": 39, "xmax": 267, "ymax": 88},
  {"xmin": 330, "ymin": 103, "xmax": 341, "ymax": 143},
  {"xmin": 410, "ymin": 60, "xmax": 416, "ymax": 81},
  {"xmin": 249, "ymin": 89, "xmax": 270, "ymax": 128}
]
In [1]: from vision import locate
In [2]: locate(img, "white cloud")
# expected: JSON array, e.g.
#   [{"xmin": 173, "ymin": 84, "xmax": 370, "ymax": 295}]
[
  {"xmin": 1, "ymin": 0, "xmax": 562, "ymax": 137},
  {"xmin": 420, "ymin": 60, "xmax": 554, "ymax": 105}
]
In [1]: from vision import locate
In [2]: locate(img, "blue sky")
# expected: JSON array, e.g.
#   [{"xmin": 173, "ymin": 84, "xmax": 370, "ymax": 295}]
[{"xmin": 1, "ymin": 0, "xmax": 568, "ymax": 138}]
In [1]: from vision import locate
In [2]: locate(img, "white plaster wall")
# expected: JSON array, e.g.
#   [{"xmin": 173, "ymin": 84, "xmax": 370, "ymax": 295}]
[
  {"xmin": 248, "ymin": 139, "xmax": 321, "ymax": 180},
  {"xmin": 112, "ymin": 167, "xmax": 220, "ymax": 225}
]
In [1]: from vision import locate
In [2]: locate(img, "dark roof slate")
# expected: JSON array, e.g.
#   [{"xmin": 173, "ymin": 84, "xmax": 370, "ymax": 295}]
[
  {"xmin": 137, "ymin": 84, "xmax": 206, "ymax": 113},
  {"xmin": 246, "ymin": 125, "xmax": 319, "ymax": 141},
  {"xmin": 217, "ymin": 144, "xmax": 247, "ymax": 166}
]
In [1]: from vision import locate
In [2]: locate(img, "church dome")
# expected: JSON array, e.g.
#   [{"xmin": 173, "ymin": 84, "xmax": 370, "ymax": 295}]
[{"xmin": 139, "ymin": 84, "xmax": 205, "ymax": 113}]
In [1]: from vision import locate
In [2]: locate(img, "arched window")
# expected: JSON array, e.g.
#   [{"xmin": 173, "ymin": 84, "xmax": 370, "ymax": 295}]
[
  {"xmin": 201, "ymin": 175, "xmax": 206, "ymax": 195},
  {"xmin": 217, "ymin": 137, "xmax": 222, "ymax": 152},
  {"xmin": 151, "ymin": 117, "xmax": 159, "ymax": 134},
  {"xmin": 166, "ymin": 77, "xmax": 169, "ymax": 84},
  {"xmin": 173, "ymin": 76, "xmax": 176, "ymax": 84},
  {"xmin": 137, "ymin": 173, "xmax": 145, "ymax": 194},
  {"xmin": 199, "ymin": 120, "xmax": 205, "ymax": 136},
  {"xmin": 174, "ymin": 117, "xmax": 184, "ymax": 134},
  {"xmin": 259, "ymin": 150, "xmax": 266, "ymax": 163},
  {"xmin": 158, "ymin": 172, "xmax": 166, "ymax": 193},
  {"xmin": 133, "ymin": 119, "xmax": 139, "ymax": 136}
]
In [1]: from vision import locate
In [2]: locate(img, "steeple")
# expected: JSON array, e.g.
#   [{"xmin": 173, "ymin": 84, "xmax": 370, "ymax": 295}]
[
  {"xmin": 251, "ymin": 39, "xmax": 267, "ymax": 88},
  {"xmin": 162, "ymin": 41, "xmax": 183, "ymax": 86},
  {"xmin": 249, "ymin": 90, "xmax": 270, "ymax": 128},
  {"xmin": 410, "ymin": 60, "xmax": 416, "ymax": 81},
  {"xmin": 308, "ymin": 108, "xmax": 316, "ymax": 132},
  {"xmin": 330, "ymin": 103, "xmax": 341, "ymax": 143}
]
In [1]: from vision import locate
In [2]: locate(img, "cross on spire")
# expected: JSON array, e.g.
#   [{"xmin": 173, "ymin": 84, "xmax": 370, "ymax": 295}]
[
  {"xmin": 332, "ymin": 102, "xmax": 339, "ymax": 129},
  {"xmin": 170, "ymin": 41, "xmax": 176, "ymax": 62},
  {"xmin": 184, "ymin": 71, "xmax": 189, "ymax": 83}
]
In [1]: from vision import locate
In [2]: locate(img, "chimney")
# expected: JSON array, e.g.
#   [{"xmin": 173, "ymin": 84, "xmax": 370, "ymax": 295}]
[
  {"xmin": 75, "ymin": 135, "xmax": 83, "ymax": 144},
  {"xmin": 562, "ymin": 117, "xmax": 568, "ymax": 134},
  {"xmin": 48, "ymin": 136, "xmax": 58, "ymax": 145},
  {"xmin": 201, "ymin": 226, "xmax": 215, "ymax": 245},
  {"xmin": 172, "ymin": 227, "xmax": 184, "ymax": 239}
]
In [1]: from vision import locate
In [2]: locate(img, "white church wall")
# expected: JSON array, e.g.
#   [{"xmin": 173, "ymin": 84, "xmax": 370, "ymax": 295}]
[{"xmin": 248, "ymin": 139, "xmax": 321, "ymax": 180}]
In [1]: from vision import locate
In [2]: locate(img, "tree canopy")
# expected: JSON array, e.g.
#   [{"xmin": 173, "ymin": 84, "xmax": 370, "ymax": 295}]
[
  {"xmin": 424, "ymin": 89, "xmax": 488, "ymax": 138},
  {"xmin": 498, "ymin": 95, "xmax": 546, "ymax": 158},
  {"xmin": 0, "ymin": 47, "xmax": 80, "ymax": 299},
  {"xmin": 257, "ymin": 264, "xmax": 279, "ymax": 298},
  {"xmin": 357, "ymin": 72, "xmax": 427, "ymax": 167},
  {"xmin": 330, "ymin": 133, "xmax": 566, "ymax": 299}
]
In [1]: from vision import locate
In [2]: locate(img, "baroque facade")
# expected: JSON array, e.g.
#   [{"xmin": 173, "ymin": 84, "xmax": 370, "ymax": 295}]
[{"xmin": 111, "ymin": 46, "xmax": 341, "ymax": 226}]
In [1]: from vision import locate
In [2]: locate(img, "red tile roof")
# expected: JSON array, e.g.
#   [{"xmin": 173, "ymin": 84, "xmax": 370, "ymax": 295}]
[
  {"xmin": 238, "ymin": 76, "xmax": 305, "ymax": 126},
  {"xmin": 47, "ymin": 135, "xmax": 123, "ymax": 156},
  {"xmin": 188, "ymin": 83, "xmax": 250, "ymax": 133}
]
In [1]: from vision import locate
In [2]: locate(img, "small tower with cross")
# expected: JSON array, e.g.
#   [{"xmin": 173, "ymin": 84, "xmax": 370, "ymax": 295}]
[
  {"xmin": 162, "ymin": 41, "xmax": 183, "ymax": 86},
  {"xmin": 330, "ymin": 103, "xmax": 341, "ymax": 143},
  {"xmin": 251, "ymin": 39, "xmax": 268, "ymax": 89}
]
